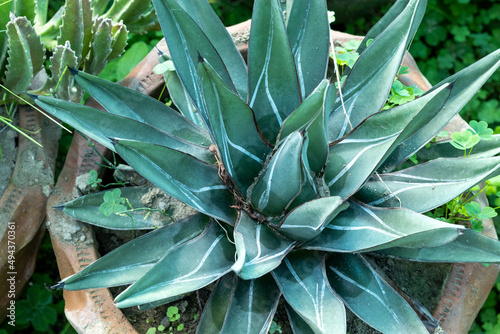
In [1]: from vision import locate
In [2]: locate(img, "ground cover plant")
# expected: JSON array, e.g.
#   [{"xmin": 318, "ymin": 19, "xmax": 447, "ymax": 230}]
[{"xmin": 30, "ymin": 0, "xmax": 500, "ymax": 332}]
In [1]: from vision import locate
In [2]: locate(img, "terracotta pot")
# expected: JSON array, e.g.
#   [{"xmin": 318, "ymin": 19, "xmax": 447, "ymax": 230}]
[
  {"xmin": 46, "ymin": 21, "xmax": 498, "ymax": 334},
  {"xmin": 0, "ymin": 101, "xmax": 61, "ymax": 322}
]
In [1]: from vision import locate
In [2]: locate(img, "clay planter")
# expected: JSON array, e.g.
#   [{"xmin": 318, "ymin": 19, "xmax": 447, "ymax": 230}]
[
  {"xmin": 0, "ymin": 99, "xmax": 61, "ymax": 322},
  {"xmin": 46, "ymin": 21, "xmax": 498, "ymax": 334}
]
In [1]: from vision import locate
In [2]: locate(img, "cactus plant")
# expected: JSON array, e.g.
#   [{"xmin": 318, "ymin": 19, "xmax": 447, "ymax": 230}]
[
  {"xmin": 0, "ymin": 0, "xmax": 158, "ymax": 102},
  {"xmin": 32, "ymin": 0, "xmax": 500, "ymax": 332}
]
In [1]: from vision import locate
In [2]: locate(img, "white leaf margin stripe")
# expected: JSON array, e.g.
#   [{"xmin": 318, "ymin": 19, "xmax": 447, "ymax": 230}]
[
  {"xmin": 156, "ymin": 234, "xmax": 225, "ymax": 287},
  {"xmin": 246, "ymin": 225, "xmax": 296, "ymax": 266},
  {"xmin": 366, "ymin": 181, "xmax": 470, "ymax": 206},
  {"xmin": 211, "ymin": 80, "xmax": 264, "ymax": 165},
  {"xmin": 328, "ymin": 265, "xmax": 403, "ymax": 328},
  {"xmin": 128, "ymin": 147, "xmax": 226, "ymax": 212},
  {"xmin": 327, "ymin": 132, "xmax": 400, "ymax": 187},
  {"xmin": 285, "ymin": 257, "xmax": 325, "ymax": 331},
  {"xmin": 249, "ymin": 8, "xmax": 282, "ymax": 126}
]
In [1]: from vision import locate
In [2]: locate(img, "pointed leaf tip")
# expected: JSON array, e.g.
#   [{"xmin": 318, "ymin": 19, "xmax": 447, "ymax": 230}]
[
  {"xmin": 67, "ymin": 67, "xmax": 79, "ymax": 76},
  {"xmin": 53, "ymin": 204, "xmax": 65, "ymax": 211},
  {"xmin": 51, "ymin": 282, "xmax": 65, "ymax": 290}
]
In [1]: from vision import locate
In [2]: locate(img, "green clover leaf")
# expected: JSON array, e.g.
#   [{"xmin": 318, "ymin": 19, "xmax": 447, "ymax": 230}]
[
  {"xmin": 465, "ymin": 202, "xmax": 498, "ymax": 220},
  {"xmin": 450, "ymin": 130, "xmax": 480, "ymax": 150},
  {"xmin": 469, "ymin": 120, "xmax": 493, "ymax": 140},
  {"xmin": 99, "ymin": 189, "xmax": 127, "ymax": 216}
]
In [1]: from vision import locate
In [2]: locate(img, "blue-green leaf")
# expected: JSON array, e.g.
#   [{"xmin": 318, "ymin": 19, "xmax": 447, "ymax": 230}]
[
  {"xmin": 248, "ymin": 0, "xmax": 301, "ymax": 142},
  {"xmin": 279, "ymin": 80, "xmax": 331, "ymax": 173},
  {"xmin": 287, "ymin": 0, "xmax": 329, "ymax": 99},
  {"xmin": 165, "ymin": 67, "xmax": 205, "ymax": 128},
  {"xmin": 328, "ymin": 0, "xmax": 423, "ymax": 141},
  {"xmin": 415, "ymin": 135, "xmax": 500, "ymax": 162},
  {"xmin": 326, "ymin": 254, "xmax": 428, "ymax": 333},
  {"xmin": 197, "ymin": 273, "xmax": 281, "ymax": 334},
  {"xmin": 59, "ymin": 214, "xmax": 209, "ymax": 290},
  {"xmin": 326, "ymin": 84, "xmax": 451, "ymax": 197},
  {"xmin": 232, "ymin": 212, "xmax": 296, "ymax": 280},
  {"xmin": 72, "ymin": 69, "xmax": 211, "ymax": 147},
  {"xmin": 279, "ymin": 197, "xmax": 348, "ymax": 242},
  {"xmin": 176, "ymin": 0, "xmax": 248, "ymax": 99},
  {"xmin": 115, "ymin": 220, "xmax": 234, "ymax": 308},
  {"xmin": 304, "ymin": 201, "xmax": 462, "ymax": 252},
  {"xmin": 250, "ymin": 132, "xmax": 305, "ymax": 216},
  {"xmin": 273, "ymin": 251, "xmax": 346, "ymax": 334},
  {"xmin": 285, "ymin": 305, "xmax": 316, "ymax": 334},
  {"xmin": 152, "ymin": 0, "xmax": 235, "ymax": 126},
  {"xmin": 356, "ymin": 156, "xmax": 500, "ymax": 213},
  {"xmin": 115, "ymin": 140, "xmax": 236, "ymax": 224},
  {"xmin": 379, "ymin": 229, "xmax": 500, "ymax": 263},
  {"xmin": 356, "ymin": 0, "xmax": 426, "ymax": 55},
  {"xmin": 196, "ymin": 274, "xmax": 234, "ymax": 334},
  {"xmin": 33, "ymin": 95, "xmax": 213, "ymax": 163},
  {"xmin": 198, "ymin": 60, "xmax": 270, "ymax": 194},
  {"xmin": 383, "ymin": 49, "xmax": 500, "ymax": 170}
]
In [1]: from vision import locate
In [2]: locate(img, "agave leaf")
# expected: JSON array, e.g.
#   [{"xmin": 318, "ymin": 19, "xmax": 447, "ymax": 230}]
[
  {"xmin": 250, "ymin": 131, "xmax": 305, "ymax": 216},
  {"xmin": 232, "ymin": 211, "xmax": 296, "ymax": 280},
  {"xmin": 289, "ymin": 135, "xmax": 320, "ymax": 208},
  {"xmin": 325, "ymin": 84, "xmax": 451, "ymax": 198},
  {"xmin": 278, "ymin": 197, "xmax": 348, "ymax": 242},
  {"xmin": 71, "ymin": 69, "xmax": 211, "ymax": 147},
  {"xmin": 196, "ymin": 274, "xmax": 234, "ymax": 334},
  {"xmin": 4, "ymin": 15, "xmax": 44, "ymax": 92},
  {"xmin": 416, "ymin": 135, "xmax": 500, "ymax": 162},
  {"xmin": 59, "ymin": 214, "xmax": 209, "ymax": 290},
  {"xmin": 285, "ymin": 305, "xmax": 316, "ymax": 334},
  {"xmin": 304, "ymin": 200, "xmax": 462, "ymax": 252},
  {"xmin": 197, "ymin": 273, "xmax": 280, "ymax": 334},
  {"xmin": 356, "ymin": 0, "xmax": 426, "ymax": 55},
  {"xmin": 176, "ymin": 0, "xmax": 248, "ymax": 99},
  {"xmin": 114, "ymin": 220, "xmax": 234, "ymax": 308},
  {"xmin": 115, "ymin": 140, "xmax": 237, "ymax": 224},
  {"xmin": 326, "ymin": 253, "xmax": 428, "ymax": 333},
  {"xmin": 86, "ymin": 17, "xmax": 113, "ymax": 75},
  {"xmin": 287, "ymin": 0, "xmax": 329, "ymax": 99},
  {"xmin": 57, "ymin": 0, "xmax": 93, "ymax": 62},
  {"xmin": 379, "ymin": 229, "xmax": 500, "ymax": 262},
  {"xmin": 356, "ymin": 156, "xmax": 500, "ymax": 213},
  {"xmin": 164, "ymin": 66, "xmax": 205, "ymax": 128},
  {"xmin": 248, "ymin": 0, "xmax": 301, "ymax": 142},
  {"xmin": 272, "ymin": 251, "xmax": 346, "ymax": 334},
  {"xmin": 328, "ymin": 0, "xmax": 422, "ymax": 141},
  {"xmin": 152, "ymin": 0, "xmax": 235, "ymax": 126},
  {"xmin": 198, "ymin": 273, "xmax": 280, "ymax": 334},
  {"xmin": 48, "ymin": 42, "xmax": 81, "ymax": 101},
  {"xmin": 33, "ymin": 95, "xmax": 213, "ymax": 162},
  {"xmin": 279, "ymin": 80, "xmax": 330, "ymax": 173},
  {"xmin": 383, "ymin": 49, "xmax": 500, "ymax": 171},
  {"xmin": 198, "ymin": 60, "xmax": 270, "ymax": 194},
  {"xmin": 60, "ymin": 186, "xmax": 174, "ymax": 230}
]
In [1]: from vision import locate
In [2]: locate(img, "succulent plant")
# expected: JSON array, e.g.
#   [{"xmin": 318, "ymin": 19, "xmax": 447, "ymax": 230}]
[
  {"xmin": 34, "ymin": 0, "xmax": 500, "ymax": 332},
  {"xmin": 0, "ymin": 0, "xmax": 157, "ymax": 102}
]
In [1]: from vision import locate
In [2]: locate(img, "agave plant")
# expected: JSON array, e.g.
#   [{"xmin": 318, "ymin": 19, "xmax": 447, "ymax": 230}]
[{"xmin": 34, "ymin": 0, "xmax": 500, "ymax": 332}]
